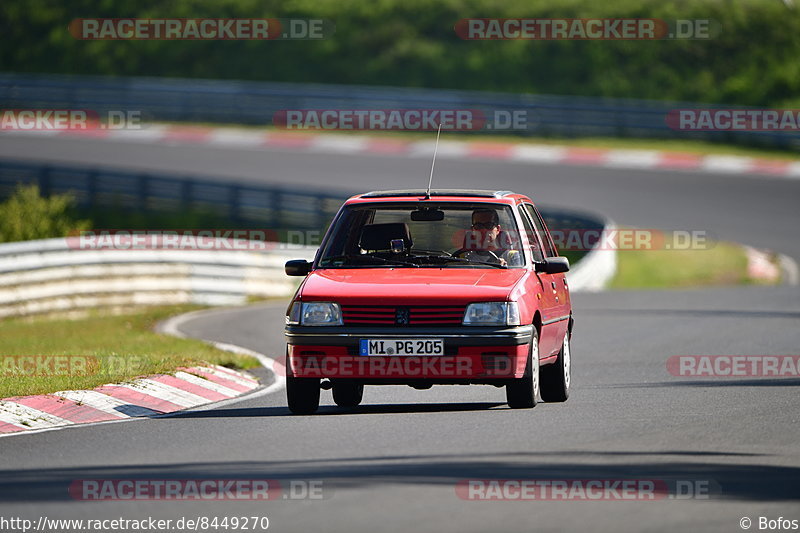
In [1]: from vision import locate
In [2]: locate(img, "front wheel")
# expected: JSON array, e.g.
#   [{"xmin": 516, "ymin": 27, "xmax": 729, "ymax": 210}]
[
  {"xmin": 540, "ymin": 328, "xmax": 571, "ymax": 402},
  {"xmin": 332, "ymin": 381, "xmax": 364, "ymax": 407},
  {"xmin": 506, "ymin": 329, "xmax": 540, "ymax": 409},
  {"xmin": 287, "ymin": 376, "xmax": 321, "ymax": 415}
]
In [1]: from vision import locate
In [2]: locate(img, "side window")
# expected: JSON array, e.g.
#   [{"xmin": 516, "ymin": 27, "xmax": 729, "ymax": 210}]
[
  {"xmin": 524, "ymin": 204, "xmax": 557, "ymax": 257},
  {"xmin": 516, "ymin": 205, "xmax": 544, "ymax": 262}
]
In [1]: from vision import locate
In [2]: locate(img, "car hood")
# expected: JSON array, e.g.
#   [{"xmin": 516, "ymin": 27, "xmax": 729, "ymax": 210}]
[{"xmin": 299, "ymin": 268, "xmax": 528, "ymax": 305}]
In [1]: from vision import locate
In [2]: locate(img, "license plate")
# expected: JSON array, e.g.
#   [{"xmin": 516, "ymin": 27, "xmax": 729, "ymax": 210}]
[{"xmin": 359, "ymin": 339, "xmax": 444, "ymax": 356}]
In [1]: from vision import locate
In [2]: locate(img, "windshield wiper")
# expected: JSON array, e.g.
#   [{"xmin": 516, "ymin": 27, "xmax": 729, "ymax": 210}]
[
  {"xmin": 321, "ymin": 254, "xmax": 420, "ymax": 267},
  {"xmin": 412, "ymin": 254, "xmax": 507, "ymax": 269}
]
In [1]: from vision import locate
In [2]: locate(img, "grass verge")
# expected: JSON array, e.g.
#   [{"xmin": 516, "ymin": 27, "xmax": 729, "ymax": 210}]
[
  {"xmin": 0, "ymin": 305, "xmax": 260, "ymax": 399},
  {"xmin": 608, "ymin": 238, "xmax": 767, "ymax": 289}
]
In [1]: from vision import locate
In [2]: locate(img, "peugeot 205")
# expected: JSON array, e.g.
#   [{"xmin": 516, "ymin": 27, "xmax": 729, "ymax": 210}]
[{"xmin": 283, "ymin": 189, "xmax": 572, "ymax": 414}]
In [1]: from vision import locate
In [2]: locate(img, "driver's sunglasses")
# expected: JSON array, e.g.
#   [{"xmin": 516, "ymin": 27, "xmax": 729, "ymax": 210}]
[{"xmin": 471, "ymin": 221, "xmax": 497, "ymax": 230}]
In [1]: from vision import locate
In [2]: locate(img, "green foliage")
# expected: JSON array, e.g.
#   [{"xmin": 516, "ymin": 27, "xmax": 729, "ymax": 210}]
[
  {"xmin": 2, "ymin": 0, "xmax": 800, "ymax": 105},
  {"xmin": 610, "ymin": 240, "xmax": 752, "ymax": 289},
  {"xmin": 0, "ymin": 184, "xmax": 90, "ymax": 243}
]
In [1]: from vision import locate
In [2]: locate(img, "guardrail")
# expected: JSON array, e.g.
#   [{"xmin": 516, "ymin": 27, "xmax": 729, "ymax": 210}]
[
  {"xmin": 0, "ymin": 237, "xmax": 317, "ymax": 318},
  {"xmin": 0, "ymin": 159, "xmax": 345, "ymax": 230},
  {"xmin": 1, "ymin": 72, "xmax": 797, "ymax": 150}
]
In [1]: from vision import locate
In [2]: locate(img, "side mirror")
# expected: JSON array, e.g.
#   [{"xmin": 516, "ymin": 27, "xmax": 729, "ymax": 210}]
[
  {"xmin": 285, "ymin": 259, "xmax": 312, "ymax": 276},
  {"xmin": 535, "ymin": 256, "xmax": 570, "ymax": 274}
]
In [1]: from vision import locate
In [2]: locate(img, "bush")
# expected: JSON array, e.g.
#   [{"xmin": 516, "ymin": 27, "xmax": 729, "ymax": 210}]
[
  {"xmin": 2, "ymin": 0, "xmax": 800, "ymax": 106},
  {"xmin": 0, "ymin": 184, "xmax": 91, "ymax": 243}
]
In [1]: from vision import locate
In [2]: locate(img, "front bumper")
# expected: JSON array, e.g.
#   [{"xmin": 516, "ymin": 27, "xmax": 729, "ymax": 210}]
[{"xmin": 285, "ymin": 324, "xmax": 533, "ymax": 381}]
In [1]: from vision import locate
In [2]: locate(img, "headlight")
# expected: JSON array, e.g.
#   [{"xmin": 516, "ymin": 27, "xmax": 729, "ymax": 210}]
[
  {"xmin": 463, "ymin": 302, "xmax": 520, "ymax": 326},
  {"xmin": 286, "ymin": 301, "xmax": 343, "ymax": 326}
]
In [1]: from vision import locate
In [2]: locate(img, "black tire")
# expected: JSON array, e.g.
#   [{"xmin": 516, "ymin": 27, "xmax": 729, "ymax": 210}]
[
  {"xmin": 540, "ymin": 328, "xmax": 571, "ymax": 402},
  {"xmin": 332, "ymin": 381, "xmax": 364, "ymax": 407},
  {"xmin": 506, "ymin": 329, "xmax": 540, "ymax": 409},
  {"xmin": 287, "ymin": 376, "xmax": 321, "ymax": 415}
]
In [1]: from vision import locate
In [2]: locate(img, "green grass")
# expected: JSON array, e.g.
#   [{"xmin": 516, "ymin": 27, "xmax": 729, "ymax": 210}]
[
  {"xmin": 0, "ymin": 305, "xmax": 260, "ymax": 399},
  {"xmin": 609, "ymin": 239, "xmax": 759, "ymax": 289}
]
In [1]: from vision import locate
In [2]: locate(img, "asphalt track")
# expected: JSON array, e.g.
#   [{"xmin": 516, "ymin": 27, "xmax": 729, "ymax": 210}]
[{"xmin": 0, "ymin": 134, "xmax": 799, "ymax": 532}]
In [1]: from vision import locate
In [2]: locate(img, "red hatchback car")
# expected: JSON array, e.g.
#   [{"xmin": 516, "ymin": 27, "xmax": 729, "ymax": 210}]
[{"xmin": 284, "ymin": 189, "xmax": 572, "ymax": 414}]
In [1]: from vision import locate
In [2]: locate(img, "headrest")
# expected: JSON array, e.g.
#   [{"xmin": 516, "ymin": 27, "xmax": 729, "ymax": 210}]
[{"xmin": 359, "ymin": 223, "xmax": 413, "ymax": 251}]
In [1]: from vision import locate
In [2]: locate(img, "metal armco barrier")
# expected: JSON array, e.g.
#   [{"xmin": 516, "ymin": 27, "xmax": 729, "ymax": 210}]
[
  {"xmin": 1, "ymin": 73, "xmax": 797, "ymax": 149},
  {"xmin": 0, "ymin": 159, "xmax": 345, "ymax": 230},
  {"xmin": 0, "ymin": 237, "xmax": 316, "ymax": 317}
]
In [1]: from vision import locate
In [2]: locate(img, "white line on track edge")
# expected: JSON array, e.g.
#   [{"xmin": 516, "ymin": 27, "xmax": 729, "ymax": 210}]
[{"xmin": 0, "ymin": 305, "xmax": 286, "ymax": 439}]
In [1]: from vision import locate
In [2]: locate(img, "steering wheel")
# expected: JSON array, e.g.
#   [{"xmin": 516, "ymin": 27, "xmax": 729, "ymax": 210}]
[{"xmin": 453, "ymin": 248, "xmax": 501, "ymax": 263}]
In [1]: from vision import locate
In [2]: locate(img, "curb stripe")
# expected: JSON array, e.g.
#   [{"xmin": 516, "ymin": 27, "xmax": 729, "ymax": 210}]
[
  {"xmin": 468, "ymin": 143, "xmax": 516, "ymax": 159},
  {"xmin": 510, "ymin": 145, "xmax": 568, "ymax": 163},
  {"xmin": 203, "ymin": 364, "xmax": 260, "ymax": 387},
  {"xmin": 209, "ymin": 363, "xmax": 260, "ymax": 382},
  {"xmin": 701, "ymin": 155, "xmax": 751, "ymax": 173},
  {"xmin": 563, "ymin": 147, "xmax": 608, "ymax": 164},
  {"xmin": 656, "ymin": 152, "xmax": 702, "ymax": 168},
  {"xmin": 0, "ymin": 401, "xmax": 71, "ymax": 429},
  {"xmin": 312, "ymin": 136, "xmax": 369, "ymax": 153},
  {"xmin": 366, "ymin": 139, "xmax": 412, "ymax": 154},
  {"xmin": 262, "ymin": 132, "xmax": 315, "ymax": 147},
  {"xmin": 94, "ymin": 384, "xmax": 183, "ymax": 412},
  {"xmin": 0, "ymin": 421, "xmax": 24, "ymax": 433},
  {"xmin": 174, "ymin": 370, "xmax": 241, "ymax": 397},
  {"xmin": 4, "ymin": 127, "xmax": 798, "ymax": 178},
  {"xmin": 150, "ymin": 374, "xmax": 228, "ymax": 402},
  {"xmin": 163, "ymin": 126, "xmax": 213, "ymax": 143},
  {"xmin": 54, "ymin": 390, "xmax": 160, "ymax": 418},
  {"xmin": 10, "ymin": 395, "xmax": 113, "ymax": 424},
  {"xmin": 208, "ymin": 128, "xmax": 266, "ymax": 147},
  {"xmin": 122, "ymin": 379, "xmax": 210, "ymax": 408},
  {"xmin": 188, "ymin": 369, "xmax": 255, "ymax": 393},
  {"xmin": 605, "ymin": 150, "xmax": 661, "ymax": 168}
]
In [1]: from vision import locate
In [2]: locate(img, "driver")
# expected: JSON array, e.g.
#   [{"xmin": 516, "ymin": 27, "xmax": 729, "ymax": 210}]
[{"xmin": 462, "ymin": 209, "xmax": 522, "ymax": 266}]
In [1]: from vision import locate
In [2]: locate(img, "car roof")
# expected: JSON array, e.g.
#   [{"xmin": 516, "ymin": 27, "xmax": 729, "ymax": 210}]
[{"xmin": 346, "ymin": 189, "xmax": 532, "ymax": 204}]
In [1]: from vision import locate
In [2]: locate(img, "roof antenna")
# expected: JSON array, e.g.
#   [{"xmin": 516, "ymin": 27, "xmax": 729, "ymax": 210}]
[{"xmin": 423, "ymin": 123, "xmax": 442, "ymax": 200}]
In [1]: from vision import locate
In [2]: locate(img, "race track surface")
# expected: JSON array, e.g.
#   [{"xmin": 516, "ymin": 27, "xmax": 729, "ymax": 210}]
[{"xmin": 0, "ymin": 134, "xmax": 798, "ymax": 533}]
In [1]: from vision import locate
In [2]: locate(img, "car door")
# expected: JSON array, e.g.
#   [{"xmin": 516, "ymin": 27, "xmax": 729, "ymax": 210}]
[
  {"xmin": 516, "ymin": 204, "xmax": 560, "ymax": 358},
  {"xmin": 524, "ymin": 203, "xmax": 570, "ymax": 353}
]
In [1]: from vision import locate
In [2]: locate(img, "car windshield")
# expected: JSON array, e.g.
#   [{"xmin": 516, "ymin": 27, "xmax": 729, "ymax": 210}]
[{"xmin": 317, "ymin": 202, "xmax": 525, "ymax": 268}]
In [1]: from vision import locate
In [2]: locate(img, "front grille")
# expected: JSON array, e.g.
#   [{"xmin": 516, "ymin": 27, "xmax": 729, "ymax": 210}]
[{"xmin": 341, "ymin": 305, "xmax": 465, "ymax": 326}]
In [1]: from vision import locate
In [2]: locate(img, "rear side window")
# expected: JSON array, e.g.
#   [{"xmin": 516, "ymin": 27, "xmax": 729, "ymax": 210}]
[{"xmin": 523, "ymin": 204, "xmax": 557, "ymax": 258}]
